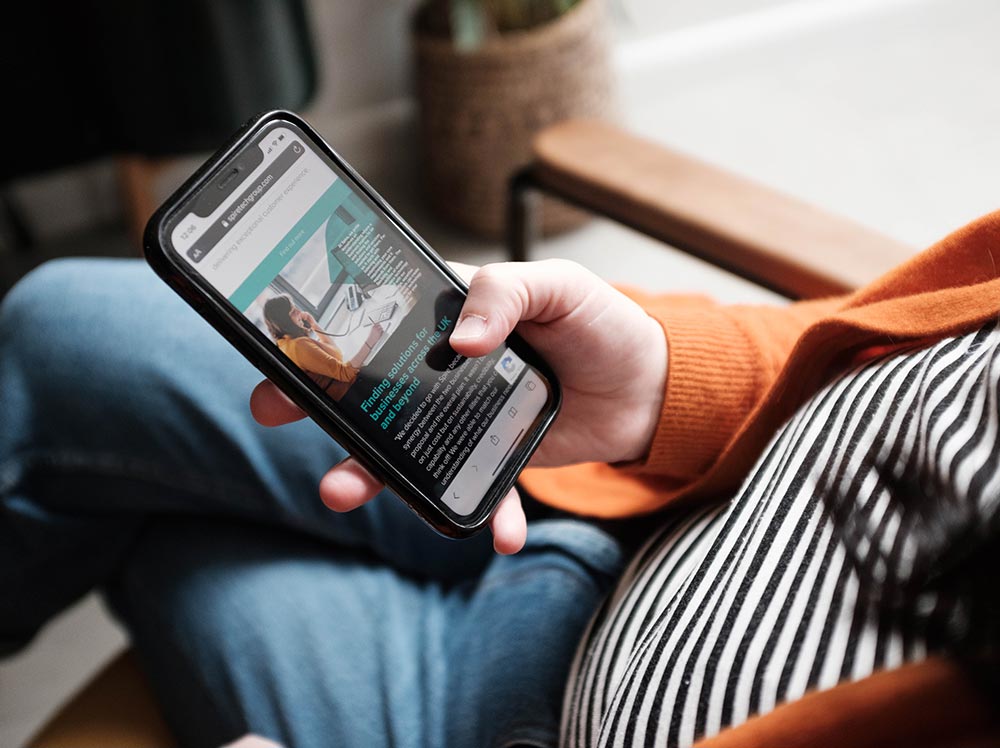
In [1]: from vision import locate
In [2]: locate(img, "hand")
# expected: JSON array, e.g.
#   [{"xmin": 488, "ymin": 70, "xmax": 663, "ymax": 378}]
[
  {"xmin": 250, "ymin": 260, "xmax": 667, "ymax": 554},
  {"xmin": 222, "ymin": 735, "xmax": 283, "ymax": 748},
  {"xmin": 366, "ymin": 322, "xmax": 384, "ymax": 348},
  {"xmin": 448, "ymin": 260, "xmax": 667, "ymax": 467},
  {"xmin": 347, "ymin": 323, "xmax": 385, "ymax": 368},
  {"xmin": 251, "ymin": 381, "xmax": 528, "ymax": 554}
]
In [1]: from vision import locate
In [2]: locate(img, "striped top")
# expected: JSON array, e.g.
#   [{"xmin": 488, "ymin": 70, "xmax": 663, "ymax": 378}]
[{"xmin": 561, "ymin": 321, "xmax": 1000, "ymax": 748}]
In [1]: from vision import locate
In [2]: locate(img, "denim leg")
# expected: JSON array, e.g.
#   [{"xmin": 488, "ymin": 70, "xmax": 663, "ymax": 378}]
[
  {"xmin": 0, "ymin": 258, "xmax": 492, "ymax": 653},
  {"xmin": 106, "ymin": 518, "xmax": 624, "ymax": 748},
  {"xmin": 441, "ymin": 520, "xmax": 626, "ymax": 748},
  {"xmin": 106, "ymin": 519, "xmax": 446, "ymax": 748}
]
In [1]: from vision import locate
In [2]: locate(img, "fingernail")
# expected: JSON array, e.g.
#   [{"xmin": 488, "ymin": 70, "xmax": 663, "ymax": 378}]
[{"xmin": 451, "ymin": 314, "xmax": 487, "ymax": 341}]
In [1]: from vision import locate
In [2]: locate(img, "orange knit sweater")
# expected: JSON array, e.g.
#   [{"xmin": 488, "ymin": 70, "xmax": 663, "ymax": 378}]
[
  {"xmin": 521, "ymin": 209, "xmax": 1000, "ymax": 520},
  {"xmin": 520, "ymin": 209, "xmax": 1000, "ymax": 745}
]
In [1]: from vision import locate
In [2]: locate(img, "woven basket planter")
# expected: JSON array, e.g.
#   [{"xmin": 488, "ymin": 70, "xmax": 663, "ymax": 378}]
[{"xmin": 413, "ymin": 0, "xmax": 614, "ymax": 238}]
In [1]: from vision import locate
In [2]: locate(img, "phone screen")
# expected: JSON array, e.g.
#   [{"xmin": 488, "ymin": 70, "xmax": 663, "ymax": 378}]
[{"xmin": 165, "ymin": 119, "xmax": 554, "ymax": 518}]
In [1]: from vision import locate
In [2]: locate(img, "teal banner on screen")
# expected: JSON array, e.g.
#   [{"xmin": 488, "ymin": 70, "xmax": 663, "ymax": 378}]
[{"xmin": 229, "ymin": 179, "xmax": 351, "ymax": 311}]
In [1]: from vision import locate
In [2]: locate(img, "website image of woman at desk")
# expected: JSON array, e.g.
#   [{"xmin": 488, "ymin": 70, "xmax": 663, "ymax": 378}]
[
  {"xmin": 245, "ymin": 193, "xmax": 421, "ymax": 401},
  {"xmin": 259, "ymin": 293, "xmax": 384, "ymax": 400}
]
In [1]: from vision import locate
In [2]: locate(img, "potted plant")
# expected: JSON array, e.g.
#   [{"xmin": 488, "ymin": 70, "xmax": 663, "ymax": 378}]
[{"xmin": 413, "ymin": 0, "xmax": 614, "ymax": 237}]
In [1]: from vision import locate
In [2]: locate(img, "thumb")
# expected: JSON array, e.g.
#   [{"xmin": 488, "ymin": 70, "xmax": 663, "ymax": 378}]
[{"xmin": 449, "ymin": 260, "xmax": 592, "ymax": 358}]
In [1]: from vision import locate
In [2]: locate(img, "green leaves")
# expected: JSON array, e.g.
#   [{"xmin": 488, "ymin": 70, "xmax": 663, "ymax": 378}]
[{"xmin": 446, "ymin": 0, "xmax": 582, "ymax": 50}]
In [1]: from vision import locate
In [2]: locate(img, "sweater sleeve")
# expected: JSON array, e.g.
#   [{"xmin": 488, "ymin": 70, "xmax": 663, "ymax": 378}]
[
  {"xmin": 618, "ymin": 288, "xmax": 846, "ymax": 482},
  {"xmin": 295, "ymin": 339, "xmax": 358, "ymax": 383}
]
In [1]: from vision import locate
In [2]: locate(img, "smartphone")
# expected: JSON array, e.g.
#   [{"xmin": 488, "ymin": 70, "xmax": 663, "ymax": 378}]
[{"xmin": 144, "ymin": 110, "xmax": 561, "ymax": 538}]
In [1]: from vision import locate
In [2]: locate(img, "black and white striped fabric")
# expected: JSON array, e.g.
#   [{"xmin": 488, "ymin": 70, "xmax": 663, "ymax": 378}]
[{"xmin": 561, "ymin": 320, "xmax": 1000, "ymax": 748}]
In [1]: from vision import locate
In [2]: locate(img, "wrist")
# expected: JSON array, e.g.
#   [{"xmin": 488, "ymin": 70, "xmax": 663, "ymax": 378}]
[{"xmin": 619, "ymin": 314, "xmax": 669, "ymax": 463}]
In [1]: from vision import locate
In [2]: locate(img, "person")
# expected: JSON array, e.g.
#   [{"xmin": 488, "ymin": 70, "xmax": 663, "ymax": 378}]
[
  {"xmin": 261, "ymin": 294, "xmax": 383, "ymax": 400},
  {"xmin": 1, "ymin": 210, "xmax": 999, "ymax": 748}
]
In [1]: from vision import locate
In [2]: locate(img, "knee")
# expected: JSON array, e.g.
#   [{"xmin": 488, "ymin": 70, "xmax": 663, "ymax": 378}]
[
  {"xmin": 2, "ymin": 258, "xmax": 87, "ymax": 339},
  {"xmin": 1, "ymin": 260, "xmax": 87, "ymax": 386},
  {"xmin": 1, "ymin": 258, "xmax": 139, "ymax": 358},
  {"xmin": 0, "ymin": 258, "xmax": 183, "ymax": 414},
  {"xmin": 2, "ymin": 257, "xmax": 191, "ymax": 376}
]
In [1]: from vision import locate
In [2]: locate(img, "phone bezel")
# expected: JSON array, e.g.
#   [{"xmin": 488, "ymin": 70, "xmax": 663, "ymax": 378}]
[{"xmin": 143, "ymin": 110, "xmax": 561, "ymax": 538}]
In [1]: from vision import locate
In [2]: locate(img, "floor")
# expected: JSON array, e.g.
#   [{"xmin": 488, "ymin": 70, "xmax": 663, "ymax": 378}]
[{"xmin": 2, "ymin": 0, "xmax": 999, "ymax": 744}]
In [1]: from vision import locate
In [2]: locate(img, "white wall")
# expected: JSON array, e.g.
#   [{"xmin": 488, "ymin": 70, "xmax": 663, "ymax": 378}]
[{"xmin": 306, "ymin": 0, "xmax": 422, "ymax": 115}]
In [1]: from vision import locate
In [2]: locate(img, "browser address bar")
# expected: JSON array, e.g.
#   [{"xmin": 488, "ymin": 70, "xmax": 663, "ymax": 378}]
[{"xmin": 186, "ymin": 140, "xmax": 305, "ymax": 264}]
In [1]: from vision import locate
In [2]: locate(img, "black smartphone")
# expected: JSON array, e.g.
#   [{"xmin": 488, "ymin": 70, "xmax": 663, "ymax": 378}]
[{"xmin": 144, "ymin": 110, "xmax": 560, "ymax": 538}]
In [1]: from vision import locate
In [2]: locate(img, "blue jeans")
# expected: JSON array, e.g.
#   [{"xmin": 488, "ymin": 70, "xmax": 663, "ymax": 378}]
[{"xmin": 0, "ymin": 259, "xmax": 627, "ymax": 748}]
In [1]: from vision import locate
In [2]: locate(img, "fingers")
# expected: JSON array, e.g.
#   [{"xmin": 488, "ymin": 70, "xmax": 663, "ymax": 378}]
[
  {"xmin": 254, "ymin": 375, "xmax": 526, "ymax": 555},
  {"xmin": 222, "ymin": 736, "xmax": 284, "ymax": 748},
  {"xmin": 318, "ymin": 457, "xmax": 385, "ymax": 512},
  {"xmin": 250, "ymin": 380, "xmax": 305, "ymax": 426},
  {"xmin": 449, "ymin": 260, "xmax": 592, "ymax": 358},
  {"xmin": 320, "ymin": 458, "xmax": 525, "ymax": 555},
  {"xmin": 449, "ymin": 263, "xmax": 529, "ymax": 357},
  {"xmin": 490, "ymin": 487, "xmax": 527, "ymax": 554}
]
